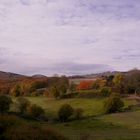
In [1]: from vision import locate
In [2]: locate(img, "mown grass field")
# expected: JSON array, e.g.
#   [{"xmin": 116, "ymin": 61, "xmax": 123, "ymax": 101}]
[{"xmin": 12, "ymin": 97, "xmax": 140, "ymax": 140}]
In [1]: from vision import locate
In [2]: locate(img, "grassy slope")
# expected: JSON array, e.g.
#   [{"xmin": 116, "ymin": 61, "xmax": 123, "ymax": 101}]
[
  {"xmin": 26, "ymin": 97, "xmax": 105, "ymax": 118},
  {"xmin": 101, "ymin": 111, "xmax": 140, "ymax": 129},
  {"xmin": 13, "ymin": 97, "xmax": 140, "ymax": 140},
  {"xmin": 26, "ymin": 97, "xmax": 136, "ymax": 116},
  {"xmin": 49, "ymin": 118, "xmax": 140, "ymax": 140}
]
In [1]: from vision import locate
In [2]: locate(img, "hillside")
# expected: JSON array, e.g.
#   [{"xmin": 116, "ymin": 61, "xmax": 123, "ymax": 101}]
[{"xmin": 0, "ymin": 71, "xmax": 26, "ymax": 81}]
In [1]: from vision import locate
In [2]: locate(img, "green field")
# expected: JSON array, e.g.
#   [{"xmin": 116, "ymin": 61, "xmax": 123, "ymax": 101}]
[
  {"xmin": 26, "ymin": 97, "xmax": 105, "ymax": 118},
  {"xmin": 12, "ymin": 97, "xmax": 140, "ymax": 140},
  {"xmin": 102, "ymin": 111, "xmax": 140, "ymax": 129}
]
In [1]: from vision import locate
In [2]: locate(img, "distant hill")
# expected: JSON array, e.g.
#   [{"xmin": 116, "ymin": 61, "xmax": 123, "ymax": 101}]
[
  {"xmin": 69, "ymin": 71, "xmax": 120, "ymax": 79},
  {"xmin": 0, "ymin": 70, "xmax": 138, "ymax": 81},
  {"xmin": 0, "ymin": 71, "xmax": 48, "ymax": 81},
  {"xmin": 31, "ymin": 74, "xmax": 47, "ymax": 78},
  {"xmin": 0, "ymin": 71, "xmax": 26, "ymax": 80}
]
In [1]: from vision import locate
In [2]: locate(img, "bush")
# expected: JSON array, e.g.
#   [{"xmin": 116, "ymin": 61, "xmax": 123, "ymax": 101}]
[
  {"xmin": 0, "ymin": 95, "xmax": 12, "ymax": 114},
  {"xmin": 27, "ymin": 104, "xmax": 45, "ymax": 118},
  {"xmin": 58, "ymin": 104, "xmax": 74, "ymax": 122},
  {"xmin": 74, "ymin": 108, "xmax": 84, "ymax": 119},
  {"xmin": 104, "ymin": 94, "xmax": 124, "ymax": 114},
  {"xmin": 16, "ymin": 97, "xmax": 30, "ymax": 114}
]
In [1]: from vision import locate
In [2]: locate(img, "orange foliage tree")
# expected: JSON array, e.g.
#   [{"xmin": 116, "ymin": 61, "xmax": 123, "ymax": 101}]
[{"xmin": 77, "ymin": 81, "xmax": 93, "ymax": 90}]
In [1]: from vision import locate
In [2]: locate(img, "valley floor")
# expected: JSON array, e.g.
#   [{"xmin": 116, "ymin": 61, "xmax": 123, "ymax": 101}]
[{"xmin": 12, "ymin": 97, "xmax": 140, "ymax": 140}]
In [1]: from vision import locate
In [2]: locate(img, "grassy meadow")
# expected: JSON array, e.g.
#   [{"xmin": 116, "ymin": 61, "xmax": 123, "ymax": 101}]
[{"xmin": 11, "ymin": 97, "xmax": 140, "ymax": 140}]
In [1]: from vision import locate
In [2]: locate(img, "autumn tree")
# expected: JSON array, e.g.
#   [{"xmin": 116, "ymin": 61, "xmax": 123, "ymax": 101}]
[
  {"xmin": 50, "ymin": 86, "xmax": 60, "ymax": 99},
  {"xmin": 11, "ymin": 85, "xmax": 21, "ymax": 97},
  {"xmin": 113, "ymin": 74, "xmax": 124, "ymax": 94},
  {"xmin": 77, "ymin": 81, "xmax": 93, "ymax": 90},
  {"xmin": 97, "ymin": 79, "xmax": 107, "ymax": 88},
  {"xmin": 124, "ymin": 69, "xmax": 140, "ymax": 94}
]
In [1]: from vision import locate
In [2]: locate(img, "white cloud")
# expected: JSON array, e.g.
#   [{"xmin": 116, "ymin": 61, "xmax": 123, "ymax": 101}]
[{"xmin": 0, "ymin": 0, "xmax": 140, "ymax": 75}]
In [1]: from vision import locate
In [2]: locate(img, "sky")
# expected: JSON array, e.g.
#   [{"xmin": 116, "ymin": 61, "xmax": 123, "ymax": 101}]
[{"xmin": 0, "ymin": 0, "xmax": 140, "ymax": 76}]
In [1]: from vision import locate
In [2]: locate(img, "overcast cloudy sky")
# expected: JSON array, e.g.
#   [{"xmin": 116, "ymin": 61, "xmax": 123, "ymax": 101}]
[{"xmin": 0, "ymin": 0, "xmax": 140, "ymax": 75}]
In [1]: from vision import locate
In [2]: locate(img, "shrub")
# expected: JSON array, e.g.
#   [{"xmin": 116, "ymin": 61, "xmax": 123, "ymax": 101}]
[
  {"xmin": 104, "ymin": 94, "xmax": 124, "ymax": 114},
  {"xmin": 27, "ymin": 104, "xmax": 45, "ymax": 118},
  {"xmin": 16, "ymin": 97, "xmax": 30, "ymax": 114},
  {"xmin": 0, "ymin": 95, "xmax": 12, "ymax": 114},
  {"xmin": 74, "ymin": 108, "xmax": 84, "ymax": 119},
  {"xmin": 58, "ymin": 104, "xmax": 74, "ymax": 122}
]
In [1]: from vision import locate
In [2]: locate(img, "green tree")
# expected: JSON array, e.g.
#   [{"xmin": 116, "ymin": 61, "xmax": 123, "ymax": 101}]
[
  {"xmin": 16, "ymin": 97, "xmax": 30, "ymax": 114},
  {"xmin": 0, "ymin": 95, "xmax": 12, "ymax": 114},
  {"xmin": 27, "ymin": 104, "xmax": 45, "ymax": 118},
  {"xmin": 58, "ymin": 104, "xmax": 74, "ymax": 122},
  {"xmin": 104, "ymin": 94, "xmax": 124, "ymax": 114}
]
